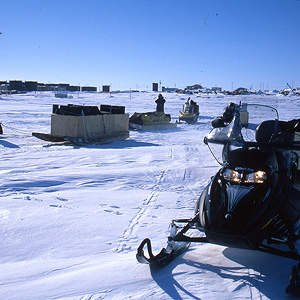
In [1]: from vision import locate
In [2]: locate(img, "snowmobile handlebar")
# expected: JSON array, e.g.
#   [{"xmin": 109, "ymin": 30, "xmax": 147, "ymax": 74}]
[{"xmin": 204, "ymin": 134, "xmax": 300, "ymax": 149}]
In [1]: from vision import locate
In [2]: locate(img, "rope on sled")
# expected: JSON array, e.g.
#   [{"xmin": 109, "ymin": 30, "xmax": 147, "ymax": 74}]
[{"xmin": 0, "ymin": 122, "xmax": 33, "ymax": 136}]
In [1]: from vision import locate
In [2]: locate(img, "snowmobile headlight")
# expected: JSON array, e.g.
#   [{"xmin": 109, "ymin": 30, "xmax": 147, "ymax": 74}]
[
  {"xmin": 244, "ymin": 171, "xmax": 267, "ymax": 184},
  {"xmin": 222, "ymin": 168, "xmax": 242, "ymax": 183}
]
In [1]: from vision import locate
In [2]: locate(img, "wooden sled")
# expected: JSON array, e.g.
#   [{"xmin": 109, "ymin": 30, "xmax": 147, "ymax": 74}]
[{"xmin": 32, "ymin": 131, "xmax": 129, "ymax": 146}]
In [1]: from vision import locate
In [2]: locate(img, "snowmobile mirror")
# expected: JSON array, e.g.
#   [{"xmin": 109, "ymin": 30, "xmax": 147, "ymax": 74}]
[{"xmin": 293, "ymin": 120, "xmax": 300, "ymax": 132}]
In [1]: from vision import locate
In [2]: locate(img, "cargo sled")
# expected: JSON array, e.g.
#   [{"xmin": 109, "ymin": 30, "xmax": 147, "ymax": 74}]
[
  {"xmin": 32, "ymin": 104, "xmax": 129, "ymax": 146},
  {"xmin": 129, "ymin": 94, "xmax": 177, "ymax": 131}
]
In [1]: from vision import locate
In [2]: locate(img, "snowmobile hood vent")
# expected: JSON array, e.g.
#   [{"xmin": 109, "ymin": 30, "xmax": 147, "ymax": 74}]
[{"xmin": 226, "ymin": 185, "xmax": 254, "ymax": 213}]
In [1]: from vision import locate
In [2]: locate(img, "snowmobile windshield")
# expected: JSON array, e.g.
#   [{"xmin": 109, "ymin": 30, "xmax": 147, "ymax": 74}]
[
  {"xmin": 206, "ymin": 104, "xmax": 278, "ymax": 145},
  {"xmin": 205, "ymin": 104, "xmax": 279, "ymax": 165}
]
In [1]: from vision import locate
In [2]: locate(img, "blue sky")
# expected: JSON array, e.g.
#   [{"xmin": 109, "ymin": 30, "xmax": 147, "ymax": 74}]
[{"xmin": 1, "ymin": 0, "xmax": 299, "ymax": 91}]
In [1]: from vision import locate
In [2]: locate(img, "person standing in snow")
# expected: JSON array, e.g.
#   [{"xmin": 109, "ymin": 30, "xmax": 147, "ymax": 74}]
[{"xmin": 155, "ymin": 94, "xmax": 166, "ymax": 112}]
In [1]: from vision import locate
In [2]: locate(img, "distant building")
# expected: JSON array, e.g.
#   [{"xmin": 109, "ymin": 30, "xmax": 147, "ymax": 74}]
[
  {"xmin": 9, "ymin": 80, "xmax": 22, "ymax": 91},
  {"xmin": 163, "ymin": 87, "xmax": 178, "ymax": 93},
  {"xmin": 57, "ymin": 83, "xmax": 70, "ymax": 91},
  {"xmin": 0, "ymin": 81, "xmax": 8, "ymax": 91},
  {"xmin": 212, "ymin": 87, "xmax": 222, "ymax": 93},
  {"xmin": 233, "ymin": 87, "xmax": 249, "ymax": 95},
  {"xmin": 37, "ymin": 83, "xmax": 58, "ymax": 91},
  {"xmin": 102, "ymin": 85, "xmax": 110, "ymax": 93},
  {"xmin": 82, "ymin": 86, "xmax": 97, "ymax": 92},
  {"xmin": 44, "ymin": 83, "xmax": 57, "ymax": 91},
  {"xmin": 68, "ymin": 85, "xmax": 80, "ymax": 92},
  {"xmin": 152, "ymin": 82, "xmax": 158, "ymax": 92},
  {"xmin": 186, "ymin": 84, "xmax": 203, "ymax": 90},
  {"xmin": 0, "ymin": 83, "xmax": 7, "ymax": 91},
  {"xmin": 25, "ymin": 81, "xmax": 38, "ymax": 91}
]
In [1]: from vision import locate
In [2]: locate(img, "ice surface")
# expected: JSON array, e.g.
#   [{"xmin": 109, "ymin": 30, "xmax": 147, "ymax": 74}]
[{"xmin": 0, "ymin": 91, "xmax": 299, "ymax": 299}]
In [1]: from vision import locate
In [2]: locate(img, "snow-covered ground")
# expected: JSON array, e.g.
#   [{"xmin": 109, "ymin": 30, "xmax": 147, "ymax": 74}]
[{"xmin": 0, "ymin": 91, "xmax": 300, "ymax": 300}]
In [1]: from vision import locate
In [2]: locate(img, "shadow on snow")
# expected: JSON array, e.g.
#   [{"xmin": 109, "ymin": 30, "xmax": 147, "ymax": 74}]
[
  {"xmin": 42, "ymin": 139, "xmax": 160, "ymax": 149},
  {"xmin": 0, "ymin": 138, "xmax": 20, "ymax": 148},
  {"xmin": 149, "ymin": 246, "xmax": 294, "ymax": 299}
]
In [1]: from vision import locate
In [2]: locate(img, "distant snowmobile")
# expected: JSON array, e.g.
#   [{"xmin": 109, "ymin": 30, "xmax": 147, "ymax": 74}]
[
  {"xmin": 211, "ymin": 102, "xmax": 237, "ymax": 128},
  {"xmin": 178, "ymin": 98, "xmax": 199, "ymax": 124},
  {"xmin": 136, "ymin": 103, "xmax": 300, "ymax": 295}
]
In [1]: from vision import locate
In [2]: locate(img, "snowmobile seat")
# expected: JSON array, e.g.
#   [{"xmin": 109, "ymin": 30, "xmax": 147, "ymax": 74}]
[{"xmin": 256, "ymin": 120, "xmax": 294, "ymax": 145}]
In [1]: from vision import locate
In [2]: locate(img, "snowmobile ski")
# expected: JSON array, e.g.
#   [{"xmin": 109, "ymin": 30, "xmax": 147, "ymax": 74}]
[
  {"xmin": 136, "ymin": 213, "xmax": 208, "ymax": 267},
  {"xmin": 136, "ymin": 237, "xmax": 190, "ymax": 267},
  {"xmin": 286, "ymin": 262, "xmax": 300, "ymax": 296}
]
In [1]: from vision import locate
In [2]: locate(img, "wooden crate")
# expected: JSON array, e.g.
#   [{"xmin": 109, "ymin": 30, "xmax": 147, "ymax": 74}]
[{"xmin": 51, "ymin": 113, "xmax": 129, "ymax": 138}]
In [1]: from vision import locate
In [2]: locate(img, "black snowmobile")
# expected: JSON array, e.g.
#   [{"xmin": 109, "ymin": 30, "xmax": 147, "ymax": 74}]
[{"xmin": 136, "ymin": 103, "xmax": 300, "ymax": 295}]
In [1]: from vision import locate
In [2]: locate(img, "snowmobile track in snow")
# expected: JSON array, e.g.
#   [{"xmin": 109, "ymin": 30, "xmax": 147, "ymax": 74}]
[{"xmin": 116, "ymin": 146, "xmax": 174, "ymax": 252}]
